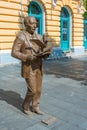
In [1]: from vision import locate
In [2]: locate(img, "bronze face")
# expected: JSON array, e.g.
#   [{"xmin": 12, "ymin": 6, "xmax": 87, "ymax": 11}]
[{"xmin": 24, "ymin": 16, "xmax": 37, "ymax": 34}]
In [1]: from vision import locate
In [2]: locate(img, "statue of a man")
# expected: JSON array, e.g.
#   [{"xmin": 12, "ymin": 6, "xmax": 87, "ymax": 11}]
[{"xmin": 11, "ymin": 16, "xmax": 51, "ymax": 115}]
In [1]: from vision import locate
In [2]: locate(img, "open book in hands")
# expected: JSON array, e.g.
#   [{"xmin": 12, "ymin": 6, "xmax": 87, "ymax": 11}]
[
  {"xmin": 30, "ymin": 38, "xmax": 53, "ymax": 57},
  {"xmin": 36, "ymin": 46, "xmax": 52, "ymax": 57},
  {"xmin": 30, "ymin": 39, "xmax": 46, "ymax": 48}
]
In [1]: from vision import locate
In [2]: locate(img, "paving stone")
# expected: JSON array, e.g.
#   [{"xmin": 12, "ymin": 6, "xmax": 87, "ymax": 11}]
[
  {"xmin": 0, "ymin": 60, "xmax": 87, "ymax": 130},
  {"xmin": 79, "ymin": 121, "xmax": 87, "ymax": 130},
  {"xmin": 51, "ymin": 122, "xmax": 84, "ymax": 130},
  {"xmin": 25, "ymin": 124, "xmax": 50, "ymax": 130}
]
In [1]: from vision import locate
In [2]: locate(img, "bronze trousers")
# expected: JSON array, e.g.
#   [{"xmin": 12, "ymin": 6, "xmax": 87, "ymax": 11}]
[{"xmin": 23, "ymin": 67, "xmax": 43, "ymax": 111}]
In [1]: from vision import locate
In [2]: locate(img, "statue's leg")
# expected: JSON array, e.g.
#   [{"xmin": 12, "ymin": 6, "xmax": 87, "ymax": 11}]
[
  {"xmin": 22, "ymin": 77, "xmax": 35, "ymax": 115},
  {"xmin": 22, "ymin": 87, "xmax": 32, "ymax": 111},
  {"xmin": 32, "ymin": 69, "xmax": 44, "ymax": 115}
]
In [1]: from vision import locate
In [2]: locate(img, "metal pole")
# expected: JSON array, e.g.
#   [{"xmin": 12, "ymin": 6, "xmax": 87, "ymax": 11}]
[
  {"xmin": 20, "ymin": 0, "xmax": 24, "ymax": 31},
  {"xmin": 78, "ymin": 0, "xmax": 83, "ymax": 13}
]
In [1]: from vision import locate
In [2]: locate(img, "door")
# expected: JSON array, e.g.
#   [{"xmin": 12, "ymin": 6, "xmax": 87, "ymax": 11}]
[
  {"xmin": 60, "ymin": 7, "xmax": 70, "ymax": 51},
  {"xmin": 83, "ymin": 20, "xmax": 87, "ymax": 49},
  {"xmin": 28, "ymin": 1, "xmax": 43, "ymax": 35}
]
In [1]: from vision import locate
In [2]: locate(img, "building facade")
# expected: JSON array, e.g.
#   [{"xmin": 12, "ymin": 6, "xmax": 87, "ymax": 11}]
[{"xmin": 0, "ymin": 0, "xmax": 87, "ymax": 64}]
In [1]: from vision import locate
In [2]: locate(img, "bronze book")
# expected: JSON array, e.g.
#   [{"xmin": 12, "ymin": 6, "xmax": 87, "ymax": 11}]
[
  {"xmin": 36, "ymin": 46, "xmax": 52, "ymax": 57},
  {"xmin": 30, "ymin": 39, "xmax": 52, "ymax": 57},
  {"xmin": 30, "ymin": 39, "xmax": 46, "ymax": 48}
]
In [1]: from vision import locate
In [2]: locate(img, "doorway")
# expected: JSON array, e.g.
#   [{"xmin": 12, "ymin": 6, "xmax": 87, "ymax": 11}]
[
  {"xmin": 60, "ymin": 7, "xmax": 70, "ymax": 51},
  {"xmin": 83, "ymin": 19, "xmax": 87, "ymax": 49}
]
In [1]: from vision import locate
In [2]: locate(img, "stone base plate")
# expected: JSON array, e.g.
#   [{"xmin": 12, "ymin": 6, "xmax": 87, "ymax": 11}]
[{"xmin": 41, "ymin": 115, "xmax": 57, "ymax": 125}]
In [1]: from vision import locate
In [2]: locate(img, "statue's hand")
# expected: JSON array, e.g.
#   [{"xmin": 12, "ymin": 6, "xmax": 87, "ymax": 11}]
[
  {"xmin": 43, "ymin": 54, "xmax": 50, "ymax": 59},
  {"xmin": 26, "ymin": 55, "xmax": 37, "ymax": 61}
]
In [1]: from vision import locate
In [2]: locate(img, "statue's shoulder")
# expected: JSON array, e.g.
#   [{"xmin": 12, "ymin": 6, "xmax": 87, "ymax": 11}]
[{"xmin": 16, "ymin": 31, "xmax": 26, "ymax": 41}]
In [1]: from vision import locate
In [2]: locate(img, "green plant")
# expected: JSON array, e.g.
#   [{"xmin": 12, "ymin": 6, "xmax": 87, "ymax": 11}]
[
  {"xmin": 82, "ymin": 0, "xmax": 87, "ymax": 18},
  {"xmin": 82, "ymin": 0, "xmax": 87, "ymax": 10},
  {"xmin": 83, "ymin": 11, "xmax": 87, "ymax": 18}
]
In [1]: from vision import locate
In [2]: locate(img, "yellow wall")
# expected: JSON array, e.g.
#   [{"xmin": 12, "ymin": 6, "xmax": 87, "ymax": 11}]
[
  {"xmin": 0, "ymin": 0, "xmax": 27, "ymax": 50},
  {"xmin": 44, "ymin": 0, "xmax": 84, "ymax": 47},
  {"xmin": 0, "ymin": 0, "xmax": 85, "ymax": 50}
]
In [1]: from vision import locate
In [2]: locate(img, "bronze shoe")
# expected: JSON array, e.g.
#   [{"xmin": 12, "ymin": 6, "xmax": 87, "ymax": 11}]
[
  {"xmin": 32, "ymin": 108, "xmax": 44, "ymax": 115},
  {"xmin": 23, "ymin": 110, "xmax": 32, "ymax": 115}
]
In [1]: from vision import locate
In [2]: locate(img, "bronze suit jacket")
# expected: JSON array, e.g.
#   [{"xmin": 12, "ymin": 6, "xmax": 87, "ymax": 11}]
[{"xmin": 11, "ymin": 31, "xmax": 43, "ymax": 78}]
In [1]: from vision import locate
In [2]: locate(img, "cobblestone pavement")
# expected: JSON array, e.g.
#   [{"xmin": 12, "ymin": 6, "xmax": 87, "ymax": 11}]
[
  {"xmin": 0, "ymin": 57, "xmax": 87, "ymax": 130},
  {"xmin": 43, "ymin": 57, "xmax": 87, "ymax": 82}
]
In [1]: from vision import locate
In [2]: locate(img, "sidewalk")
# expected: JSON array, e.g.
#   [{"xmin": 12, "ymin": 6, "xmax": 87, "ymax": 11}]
[{"xmin": 0, "ymin": 61, "xmax": 87, "ymax": 130}]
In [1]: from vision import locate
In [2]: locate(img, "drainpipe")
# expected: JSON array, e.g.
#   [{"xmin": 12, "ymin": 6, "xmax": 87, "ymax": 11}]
[
  {"xmin": 20, "ymin": 0, "xmax": 24, "ymax": 31},
  {"xmin": 78, "ymin": 0, "xmax": 83, "ymax": 13},
  {"xmin": 51, "ymin": 0, "xmax": 57, "ymax": 7}
]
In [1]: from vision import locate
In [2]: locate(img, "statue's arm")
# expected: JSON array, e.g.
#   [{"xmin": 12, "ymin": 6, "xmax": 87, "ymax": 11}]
[{"xmin": 11, "ymin": 37, "xmax": 28, "ymax": 62}]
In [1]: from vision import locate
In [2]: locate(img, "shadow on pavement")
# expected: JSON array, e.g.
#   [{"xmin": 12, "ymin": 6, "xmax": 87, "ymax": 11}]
[
  {"xmin": 43, "ymin": 58, "xmax": 87, "ymax": 81},
  {"xmin": 0, "ymin": 89, "xmax": 23, "ymax": 111}
]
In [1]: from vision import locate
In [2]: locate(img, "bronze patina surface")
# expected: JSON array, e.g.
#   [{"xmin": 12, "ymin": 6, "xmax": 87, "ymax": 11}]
[{"xmin": 11, "ymin": 16, "xmax": 51, "ymax": 115}]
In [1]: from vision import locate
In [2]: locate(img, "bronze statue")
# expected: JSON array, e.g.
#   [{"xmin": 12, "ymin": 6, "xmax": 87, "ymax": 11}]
[{"xmin": 11, "ymin": 16, "xmax": 51, "ymax": 115}]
